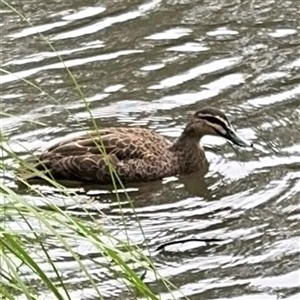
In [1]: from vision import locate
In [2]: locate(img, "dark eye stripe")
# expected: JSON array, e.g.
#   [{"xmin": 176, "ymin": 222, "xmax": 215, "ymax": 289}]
[{"xmin": 198, "ymin": 115, "xmax": 229, "ymax": 131}]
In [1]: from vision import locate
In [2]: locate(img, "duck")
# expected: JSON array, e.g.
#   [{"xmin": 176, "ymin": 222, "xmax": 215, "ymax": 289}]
[{"xmin": 20, "ymin": 107, "xmax": 252, "ymax": 184}]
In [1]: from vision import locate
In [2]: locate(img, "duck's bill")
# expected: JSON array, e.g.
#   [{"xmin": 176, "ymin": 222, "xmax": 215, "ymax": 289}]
[{"xmin": 225, "ymin": 128, "xmax": 253, "ymax": 147}]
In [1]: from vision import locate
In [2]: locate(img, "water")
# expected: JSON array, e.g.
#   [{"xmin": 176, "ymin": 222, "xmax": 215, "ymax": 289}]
[{"xmin": 1, "ymin": 0, "xmax": 300, "ymax": 299}]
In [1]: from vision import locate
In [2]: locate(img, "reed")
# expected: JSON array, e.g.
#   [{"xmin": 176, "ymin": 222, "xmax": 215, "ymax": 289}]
[{"xmin": 0, "ymin": 1, "xmax": 180, "ymax": 299}]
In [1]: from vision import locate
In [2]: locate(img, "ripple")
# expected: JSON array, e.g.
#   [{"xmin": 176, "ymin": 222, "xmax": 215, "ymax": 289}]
[
  {"xmin": 0, "ymin": 50, "xmax": 143, "ymax": 85},
  {"xmin": 52, "ymin": 0, "xmax": 162, "ymax": 40},
  {"xmin": 247, "ymin": 85, "xmax": 300, "ymax": 107},
  {"xmin": 3, "ymin": 40, "xmax": 105, "ymax": 66},
  {"xmin": 207, "ymin": 27, "xmax": 239, "ymax": 37},
  {"xmin": 140, "ymin": 63, "xmax": 165, "ymax": 71},
  {"xmin": 2, "ymin": 0, "xmax": 300, "ymax": 299},
  {"xmin": 167, "ymin": 42, "xmax": 210, "ymax": 52},
  {"xmin": 145, "ymin": 27, "xmax": 192, "ymax": 40},
  {"xmin": 268, "ymin": 28, "xmax": 297, "ymax": 38},
  {"xmin": 148, "ymin": 57, "xmax": 242, "ymax": 89},
  {"xmin": 62, "ymin": 6, "xmax": 106, "ymax": 21},
  {"xmin": 9, "ymin": 21, "xmax": 69, "ymax": 39}
]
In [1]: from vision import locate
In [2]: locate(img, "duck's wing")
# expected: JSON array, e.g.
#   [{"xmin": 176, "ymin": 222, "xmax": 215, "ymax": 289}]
[
  {"xmin": 20, "ymin": 128, "xmax": 174, "ymax": 183},
  {"xmin": 33, "ymin": 152, "xmax": 176, "ymax": 184},
  {"xmin": 46, "ymin": 127, "xmax": 172, "ymax": 159},
  {"xmin": 35, "ymin": 152, "xmax": 119, "ymax": 183}
]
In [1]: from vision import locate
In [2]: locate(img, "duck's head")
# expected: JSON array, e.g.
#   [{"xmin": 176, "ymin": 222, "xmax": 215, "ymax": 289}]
[{"xmin": 184, "ymin": 107, "xmax": 253, "ymax": 148}]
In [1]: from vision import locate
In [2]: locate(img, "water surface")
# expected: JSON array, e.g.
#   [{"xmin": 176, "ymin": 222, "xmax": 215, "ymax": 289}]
[{"xmin": 1, "ymin": 0, "xmax": 300, "ymax": 299}]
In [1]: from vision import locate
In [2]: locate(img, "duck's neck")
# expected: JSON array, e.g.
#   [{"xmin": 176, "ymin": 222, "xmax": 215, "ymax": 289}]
[
  {"xmin": 169, "ymin": 131, "xmax": 206, "ymax": 173},
  {"xmin": 170, "ymin": 132, "xmax": 200, "ymax": 152}
]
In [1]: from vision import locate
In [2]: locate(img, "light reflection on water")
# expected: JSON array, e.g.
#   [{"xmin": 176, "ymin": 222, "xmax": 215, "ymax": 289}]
[{"xmin": 1, "ymin": 0, "xmax": 300, "ymax": 299}]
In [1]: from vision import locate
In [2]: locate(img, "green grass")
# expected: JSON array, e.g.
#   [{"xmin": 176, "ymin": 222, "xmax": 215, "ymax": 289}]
[
  {"xmin": 0, "ymin": 1, "xmax": 183, "ymax": 299},
  {"xmin": 1, "ymin": 95, "xmax": 171, "ymax": 300}
]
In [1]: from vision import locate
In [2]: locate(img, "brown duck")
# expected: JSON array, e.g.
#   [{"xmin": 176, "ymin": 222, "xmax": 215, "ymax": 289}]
[{"xmin": 20, "ymin": 107, "xmax": 252, "ymax": 184}]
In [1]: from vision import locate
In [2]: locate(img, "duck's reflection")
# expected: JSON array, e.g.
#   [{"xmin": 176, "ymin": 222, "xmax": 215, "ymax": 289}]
[{"xmin": 15, "ymin": 163, "xmax": 213, "ymax": 208}]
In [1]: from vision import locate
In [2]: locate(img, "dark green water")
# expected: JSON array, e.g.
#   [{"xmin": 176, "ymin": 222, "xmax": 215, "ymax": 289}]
[{"xmin": 1, "ymin": 0, "xmax": 300, "ymax": 299}]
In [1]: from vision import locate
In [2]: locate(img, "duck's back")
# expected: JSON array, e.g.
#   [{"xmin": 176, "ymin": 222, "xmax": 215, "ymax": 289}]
[
  {"xmin": 21, "ymin": 127, "xmax": 177, "ymax": 184},
  {"xmin": 47, "ymin": 127, "xmax": 173, "ymax": 158}
]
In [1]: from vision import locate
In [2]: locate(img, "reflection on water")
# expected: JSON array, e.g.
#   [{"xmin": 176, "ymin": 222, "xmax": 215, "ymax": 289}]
[{"xmin": 1, "ymin": 0, "xmax": 300, "ymax": 299}]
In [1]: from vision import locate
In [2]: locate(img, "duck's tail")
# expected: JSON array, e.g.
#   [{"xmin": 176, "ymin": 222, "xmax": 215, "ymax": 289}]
[{"xmin": 16, "ymin": 155, "xmax": 53, "ymax": 181}]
